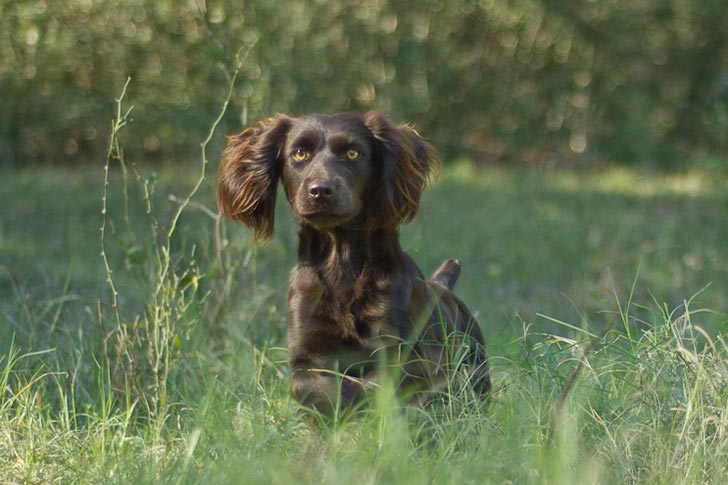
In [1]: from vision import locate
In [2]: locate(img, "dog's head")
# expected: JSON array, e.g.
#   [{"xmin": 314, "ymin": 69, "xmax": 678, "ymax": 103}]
[{"xmin": 217, "ymin": 112, "xmax": 439, "ymax": 240}]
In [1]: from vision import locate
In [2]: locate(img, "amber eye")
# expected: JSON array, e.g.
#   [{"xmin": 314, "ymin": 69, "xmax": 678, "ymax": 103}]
[
  {"xmin": 292, "ymin": 148, "xmax": 308, "ymax": 161},
  {"xmin": 345, "ymin": 149, "xmax": 361, "ymax": 160}
]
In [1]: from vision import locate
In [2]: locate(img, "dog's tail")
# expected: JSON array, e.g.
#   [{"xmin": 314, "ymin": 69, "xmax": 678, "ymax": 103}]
[{"xmin": 429, "ymin": 258, "xmax": 461, "ymax": 291}]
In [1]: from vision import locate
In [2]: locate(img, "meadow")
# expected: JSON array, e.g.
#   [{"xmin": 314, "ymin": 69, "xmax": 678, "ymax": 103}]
[{"xmin": 1, "ymin": 106, "xmax": 727, "ymax": 482}]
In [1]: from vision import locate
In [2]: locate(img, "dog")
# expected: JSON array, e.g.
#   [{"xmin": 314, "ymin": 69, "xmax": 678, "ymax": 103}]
[{"xmin": 218, "ymin": 112, "xmax": 490, "ymax": 414}]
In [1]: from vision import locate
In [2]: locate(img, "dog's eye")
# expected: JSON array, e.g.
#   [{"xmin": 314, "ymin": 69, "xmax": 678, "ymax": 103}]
[
  {"xmin": 345, "ymin": 149, "xmax": 361, "ymax": 160},
  {"xmin": 291, "ymin": 148, "xmax": 308, "ymax": 161}
]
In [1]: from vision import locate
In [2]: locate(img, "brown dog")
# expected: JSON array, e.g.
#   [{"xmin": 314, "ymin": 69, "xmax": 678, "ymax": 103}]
[{"xmin": 218, "ymin": 112, "xmax": 490, "ymax": 414}]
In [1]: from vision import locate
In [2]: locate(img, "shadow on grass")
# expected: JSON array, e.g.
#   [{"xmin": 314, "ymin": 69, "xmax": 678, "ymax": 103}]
[
  {"xmin": 1, "ymin": 161, "xmax": 726, "ymax": 352},
  {"xmin": 402, "ymin": 162, "xmax": 727, "ymax": 339}
]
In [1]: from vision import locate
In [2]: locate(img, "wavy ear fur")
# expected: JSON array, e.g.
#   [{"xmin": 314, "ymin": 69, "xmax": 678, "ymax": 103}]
[
  {"xmin": 364, "ymin": 111, "xmax": 440, "ymax": 228},
  {"xmin": 217, "ymin": 115, "xmax": 291, "ymax": 241}
]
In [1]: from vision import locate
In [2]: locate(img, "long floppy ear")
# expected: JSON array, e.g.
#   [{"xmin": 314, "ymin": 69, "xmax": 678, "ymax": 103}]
[
  {"xmin": 364, "ymin": 111, "xmax": 440, "ymax": 227},
  {"xmin": 217, "ymin": 115, "xmax": 291, "ymax": 241}
]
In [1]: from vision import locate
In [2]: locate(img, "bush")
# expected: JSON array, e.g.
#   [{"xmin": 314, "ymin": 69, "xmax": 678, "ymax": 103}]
[{"xmin": 2, "ymin": 0, "xmax": 727, "ymax": 167}]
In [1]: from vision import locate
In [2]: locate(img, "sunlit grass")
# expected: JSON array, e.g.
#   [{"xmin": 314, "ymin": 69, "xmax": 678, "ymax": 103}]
[{"xmin": 1, "ymin": 156, "xmax": 727, "ymax": 482}]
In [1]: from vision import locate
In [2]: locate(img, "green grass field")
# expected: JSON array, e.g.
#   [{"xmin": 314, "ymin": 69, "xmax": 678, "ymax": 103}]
[{"xmin": 1, "ymin": 148, "xmax": 727, "ymax": 483}]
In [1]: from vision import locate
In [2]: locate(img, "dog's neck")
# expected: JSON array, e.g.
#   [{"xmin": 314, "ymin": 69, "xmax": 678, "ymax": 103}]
[{"xmin": 297, "ymin": 223, "xmax": 402, "ymax": 282}]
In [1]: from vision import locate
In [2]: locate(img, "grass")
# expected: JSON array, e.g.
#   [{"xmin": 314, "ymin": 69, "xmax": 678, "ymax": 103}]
[{"xmin": 1, "ymin": 96, "xmax": 727, "ymax": 482}]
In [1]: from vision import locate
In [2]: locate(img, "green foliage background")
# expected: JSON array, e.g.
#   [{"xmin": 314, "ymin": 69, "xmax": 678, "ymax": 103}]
[
  {"xmin": 2, "ymin": 0, "xmax": 727, "ymax": 166},
  {"xmin": 2, "ymin": 3, "xmax": 728, "ymax": 481}
]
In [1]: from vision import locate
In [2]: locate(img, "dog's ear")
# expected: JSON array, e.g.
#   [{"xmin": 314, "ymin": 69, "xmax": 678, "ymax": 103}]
[
  {"xmin": 217, "ymin": 115, "xmax": 292, "ymax": 241},
  {"xmin": 364, "ymin": 111, "xmax": 440, "ymax": 227}
]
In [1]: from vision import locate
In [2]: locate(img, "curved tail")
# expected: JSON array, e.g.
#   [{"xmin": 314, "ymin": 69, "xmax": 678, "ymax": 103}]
[{"xmin": 429, "ymin": 258, "xmax": 461, "ymax": 290}]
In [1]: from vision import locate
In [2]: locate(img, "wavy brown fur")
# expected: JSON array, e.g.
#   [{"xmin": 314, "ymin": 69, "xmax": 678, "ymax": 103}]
[{"xmin": 218, "ymin": 112, "xmax": 489, "ymax": 414}]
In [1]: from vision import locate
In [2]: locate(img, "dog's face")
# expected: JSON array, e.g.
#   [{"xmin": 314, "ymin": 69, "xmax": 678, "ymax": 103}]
[
  {"xmin": 281, "ymin": 114, "xmax": 375, "ymax": 229},
  {"xmin": 217, "ymin": 112, "xmax": 439, "ymax": 239}
]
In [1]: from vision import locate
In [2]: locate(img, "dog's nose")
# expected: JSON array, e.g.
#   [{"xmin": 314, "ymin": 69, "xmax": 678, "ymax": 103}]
[{"xmin": 308, "ymin": 181, "xmax": 334, "ymax": 200}]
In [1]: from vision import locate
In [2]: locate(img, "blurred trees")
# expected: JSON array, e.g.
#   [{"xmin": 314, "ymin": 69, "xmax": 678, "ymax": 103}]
[{"xmin": 1, "ymin": 0, "xmax": 726, "ymax": 166}]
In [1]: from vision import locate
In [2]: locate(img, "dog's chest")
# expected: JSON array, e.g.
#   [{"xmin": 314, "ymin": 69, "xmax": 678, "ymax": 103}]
[{"xmin": 311, "ymin": 268, "xmax": 391, "ymax": 340}]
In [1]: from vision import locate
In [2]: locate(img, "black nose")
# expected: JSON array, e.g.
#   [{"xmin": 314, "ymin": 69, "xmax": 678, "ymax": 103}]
[{"xmin": 308, "ymin": 181, "xmax": 334, "ymax": 200}]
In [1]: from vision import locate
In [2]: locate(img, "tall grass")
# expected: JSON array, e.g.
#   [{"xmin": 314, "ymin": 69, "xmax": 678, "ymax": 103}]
[
  {"xmin": 0, "ymin": 83, "xmax": 727, "ymax": 482},
  {"xmin": 97, "ymin": 61, "xmax": 247, "ymax": 445}
]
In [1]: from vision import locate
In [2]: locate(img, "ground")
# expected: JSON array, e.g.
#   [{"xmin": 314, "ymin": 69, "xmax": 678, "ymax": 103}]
[{"xmin": 0, "ymin": 160, "xmax": 726, "ymax": 483}]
